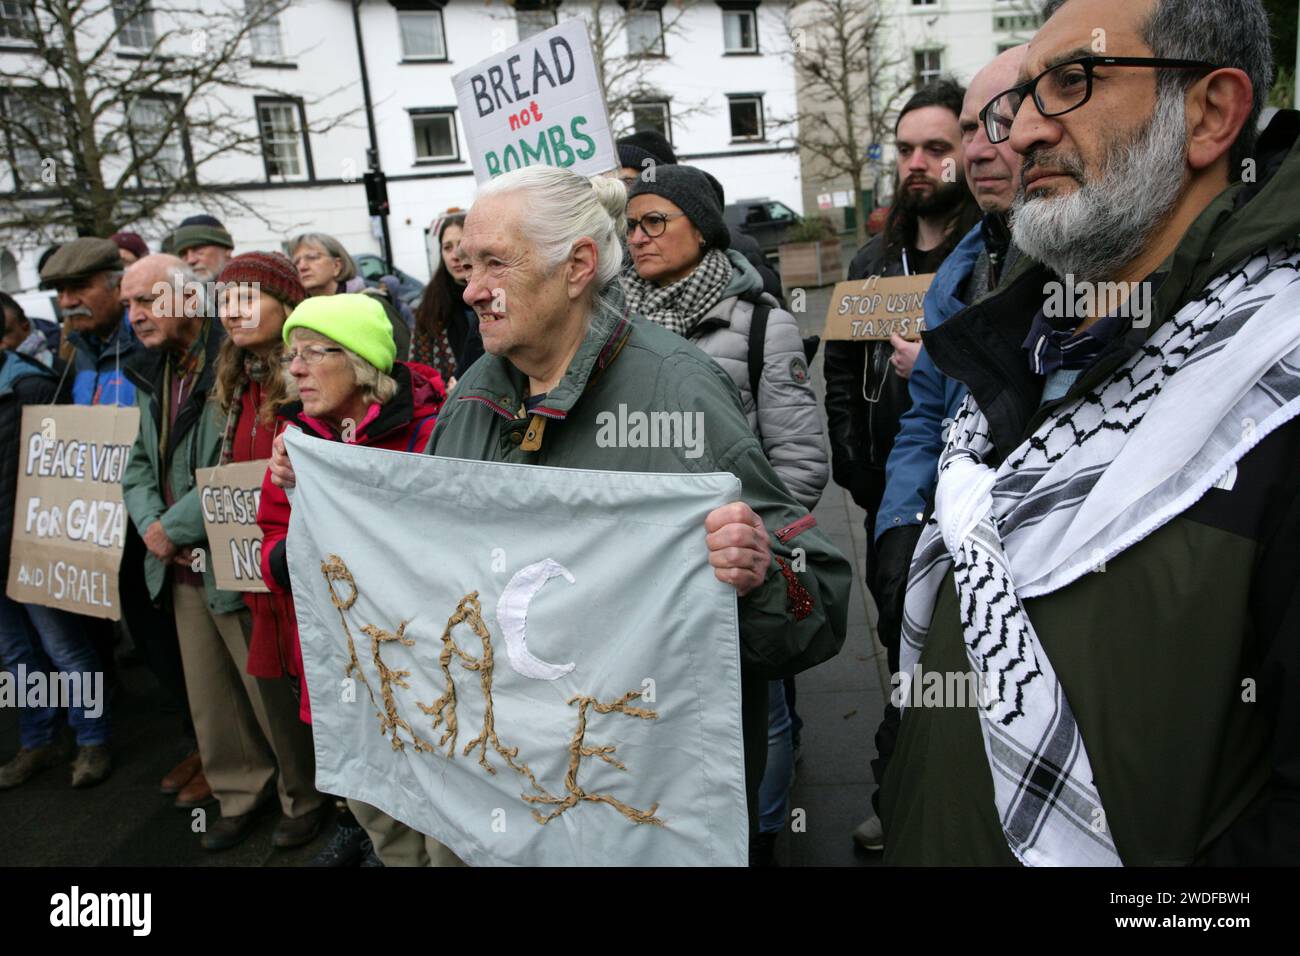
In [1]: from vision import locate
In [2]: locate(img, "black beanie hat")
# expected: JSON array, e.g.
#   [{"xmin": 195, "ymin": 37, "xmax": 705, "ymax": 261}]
[
  {"xmin": 617, "ymin": 129, "xmax": 678, "ymax": 172},
  {"xmin": 627, "ymin": 164, "xmax": 730, "ymax": 251}
]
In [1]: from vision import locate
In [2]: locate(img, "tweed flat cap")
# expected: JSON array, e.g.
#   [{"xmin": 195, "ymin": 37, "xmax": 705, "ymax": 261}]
[{"xmin": 38, "ymin": 238, "xmax": 123, "ymax": 289}]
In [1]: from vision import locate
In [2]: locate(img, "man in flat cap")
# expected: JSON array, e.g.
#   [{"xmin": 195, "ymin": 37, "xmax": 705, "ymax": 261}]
[
  {"xmin": 168, "ymin": 215, "xmax": 234, "ymax": 283},
  {"xmin": 38, "ymin": 237, "xmax": 196, "ymax": 803},
  {"xmin": 39, "ymin": 237, "xmax": 140, "ymax": 407}
]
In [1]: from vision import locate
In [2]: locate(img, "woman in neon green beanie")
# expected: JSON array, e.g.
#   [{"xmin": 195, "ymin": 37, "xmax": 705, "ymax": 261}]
[{"xmin": 256, "ymin": 292, "xmax": 452, "ymax": 866}]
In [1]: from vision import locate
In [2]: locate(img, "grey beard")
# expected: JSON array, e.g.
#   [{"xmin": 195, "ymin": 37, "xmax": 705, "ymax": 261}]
[{"xmin": 1011, "ymin": 87, "xmax": 1189, "ymax": 285}]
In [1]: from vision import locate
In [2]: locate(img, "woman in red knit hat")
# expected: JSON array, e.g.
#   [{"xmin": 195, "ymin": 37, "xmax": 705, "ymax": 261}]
[{"xmin": 211, "ymin": 252, "xmax": 332, "ymax": 850}]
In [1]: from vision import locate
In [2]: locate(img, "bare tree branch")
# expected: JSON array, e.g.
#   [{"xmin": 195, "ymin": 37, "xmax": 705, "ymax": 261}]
[
  {"xmin": 770, "ymin": 0, "xmax": 912, "ymax": 245},
  {"xmin": 0, "ymin": 0, "xmax": 358, "ymax": 245},
  {"xmin": 486, "ymin": 0, "xmax": 710, "ymax": 139}
]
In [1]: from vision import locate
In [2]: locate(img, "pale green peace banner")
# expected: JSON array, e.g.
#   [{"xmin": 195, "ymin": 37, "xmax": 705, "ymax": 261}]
[{"xmin": 285, "ymin": 430, "xmax": 748, "ymax": 866}]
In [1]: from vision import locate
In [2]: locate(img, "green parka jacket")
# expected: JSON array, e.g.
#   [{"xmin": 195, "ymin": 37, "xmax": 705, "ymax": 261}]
[{"xmin": 122, "ymin": 322, "xmax": 244, "ymax": 616}]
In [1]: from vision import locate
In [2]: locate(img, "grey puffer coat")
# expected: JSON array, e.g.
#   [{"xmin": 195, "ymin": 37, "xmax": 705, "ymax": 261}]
[{"xmin": 685, "ymin": 250, "xmax": 829, "ymax": 510}]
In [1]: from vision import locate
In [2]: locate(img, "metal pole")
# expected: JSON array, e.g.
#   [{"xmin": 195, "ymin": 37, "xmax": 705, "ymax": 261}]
[
  {"xmin": 1294, "ymin": 0, "xmax": 1299, "ymax": 109},
  {"xmin": 351, "ymin": 0, "xmax": 394, "ymax": 274}
]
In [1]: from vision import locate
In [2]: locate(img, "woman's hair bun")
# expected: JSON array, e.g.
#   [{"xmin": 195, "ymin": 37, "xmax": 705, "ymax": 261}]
[{"xmin": 590, "ymin": 174, "xmax": 628, "ymax": 241}]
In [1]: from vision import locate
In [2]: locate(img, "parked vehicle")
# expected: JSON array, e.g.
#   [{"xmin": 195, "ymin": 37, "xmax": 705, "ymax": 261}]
[{"xmin": 723, "ymin": 198, "xmax": 802, "ymax": 264}]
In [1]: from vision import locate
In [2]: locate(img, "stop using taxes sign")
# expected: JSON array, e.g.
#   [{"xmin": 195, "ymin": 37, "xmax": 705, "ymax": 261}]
[{"xmin": 453, "ymin": 18, "xmax": 618, "ymax": 183}]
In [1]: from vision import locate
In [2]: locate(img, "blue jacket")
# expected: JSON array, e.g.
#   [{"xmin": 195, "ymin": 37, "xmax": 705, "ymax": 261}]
[
  {"xmin": 66, "ymin": 311, "xmax": 141, "ymax": 407},
  {"xmin": 875, "ymin": 222, "xmax": 983, "ymax": 541}
]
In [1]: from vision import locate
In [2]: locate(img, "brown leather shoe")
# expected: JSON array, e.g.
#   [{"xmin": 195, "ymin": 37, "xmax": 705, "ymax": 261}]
[
  {"xmin": 272, "ymin": 802, "xmax": 332, "ymax": 849},
  {"xmin": 160, "ymin": 751, "xmax": 201, "ymax": 795},
  {"xmin": 0, "ymin": 746, "xmax": 60, "ymax": 790},
  {"xmin": 201, "ymin": 806, "xmax": 270, "ymax": 851},
  {"xmin": 175, "ymin": 770, "xmax": 214, "ymax": 809}
]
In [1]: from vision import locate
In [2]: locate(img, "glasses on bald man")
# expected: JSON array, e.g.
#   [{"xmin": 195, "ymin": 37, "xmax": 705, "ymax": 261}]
[{"xmin": 979, "ymin": 55, "xmax": 1220, "ymax": 145}]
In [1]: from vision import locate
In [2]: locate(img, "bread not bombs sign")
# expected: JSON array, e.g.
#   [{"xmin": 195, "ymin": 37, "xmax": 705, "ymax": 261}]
[
  {"xmin": 197, "ymin": 460, "xmax": 270, "ymax": 594},
  {"xmin": 7, "ymin": 406, "xmax": 140, "ymax": 620},
  {"xmin": 822, "ymin": 274, "xmax": 936, "ymax": 341},
  {"xmin": 454, "ymin": 18, "xmax": 617, "ymax": 183}
]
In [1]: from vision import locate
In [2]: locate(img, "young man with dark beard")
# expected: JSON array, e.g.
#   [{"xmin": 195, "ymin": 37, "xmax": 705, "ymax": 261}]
[
  {"xmin": 823, "ymin": 82, "xmax": 982, "ymax": 596},
  {"xmin": 882, "ymin": 0, "xmax": 1300, "ymax": 865}
]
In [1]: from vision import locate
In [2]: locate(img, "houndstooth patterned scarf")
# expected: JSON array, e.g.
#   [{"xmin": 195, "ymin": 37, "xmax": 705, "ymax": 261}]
[
  {"xmin": 623, "ymin": 247, "xmax": 734, "ymax": 336},
  {"xmin": 901, "ymin": 245, "xmax": 1300, "ymax": 867}
]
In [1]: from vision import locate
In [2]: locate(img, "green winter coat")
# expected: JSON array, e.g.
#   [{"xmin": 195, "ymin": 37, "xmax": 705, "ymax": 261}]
[
  {"xmin": 425, "ymin": 299, "xmax": 853, "ymax": 811},
  {"xmin": 122, "ymin": 324, "xmax": 245, "ymax": 616}
]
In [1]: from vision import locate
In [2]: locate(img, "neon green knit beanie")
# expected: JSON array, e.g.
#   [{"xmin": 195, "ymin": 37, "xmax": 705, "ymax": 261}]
[{"xmin": 281, "ymin": 294, "xmax": 396, "ymax": 374}]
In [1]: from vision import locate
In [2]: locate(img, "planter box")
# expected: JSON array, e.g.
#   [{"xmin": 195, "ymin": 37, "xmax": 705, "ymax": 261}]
[{"xmin": 777, "ymin": 238, "xmax": 843, "ymax": 288}]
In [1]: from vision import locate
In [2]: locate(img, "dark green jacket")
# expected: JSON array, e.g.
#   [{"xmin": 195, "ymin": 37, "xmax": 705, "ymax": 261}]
[
  {"xmin": 122, "ymin": 323, "xmax": 244, "ymax": 616},
  {"xmin": 425, "ymin": 302, "xmax": 853, "ymax": 806},
  {"xmin": 882, "ymin": 111, "xmax": 1300, "ymax": 866}
]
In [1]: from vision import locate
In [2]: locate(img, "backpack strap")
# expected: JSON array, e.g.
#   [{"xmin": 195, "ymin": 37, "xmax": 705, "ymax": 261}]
[
  {"xmin": 747, "ymin": 301, "xmax": 770, "ymax": 406},
  {"xmin": 405, "ymin": 413, "xmax": 438, "ymax": 452}
]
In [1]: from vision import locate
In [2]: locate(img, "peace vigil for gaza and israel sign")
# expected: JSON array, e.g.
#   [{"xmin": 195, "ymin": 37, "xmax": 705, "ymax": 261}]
[
  {"xmin": 285, "ymin": 431, "xmax": 748, "ymax": 866},
  {"xmin": 7, "ymin": 406, "xmax": 140, "ymax": 620},
  {"xmin": 454, "ymin": 18, "xmax": 618, "ymax": 183}
]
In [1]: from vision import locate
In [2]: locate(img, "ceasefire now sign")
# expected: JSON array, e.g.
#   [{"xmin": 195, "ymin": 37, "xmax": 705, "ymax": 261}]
[{"xmin": 453, "ymin": 19, "xmax": 618, "ymax": 183}]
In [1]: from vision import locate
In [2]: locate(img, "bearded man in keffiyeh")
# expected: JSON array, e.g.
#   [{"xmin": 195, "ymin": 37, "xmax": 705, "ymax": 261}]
[{"xmin": 879, "ymin": 0, "xmax": 1300, "ymax": 866}]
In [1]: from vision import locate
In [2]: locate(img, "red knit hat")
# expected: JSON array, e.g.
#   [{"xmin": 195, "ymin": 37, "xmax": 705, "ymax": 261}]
[
  {"xmin": 109, "ymin": 231, "xmax": 149, "ymax": 259},
  {"xmin": 217, "ymin": 251, "xmax": 306, "ymax": 308}
]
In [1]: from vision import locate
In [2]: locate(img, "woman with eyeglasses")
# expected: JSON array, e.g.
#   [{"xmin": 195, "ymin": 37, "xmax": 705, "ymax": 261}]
[
  {"xmin": 621, "ymin": 164, "xmax": 829, "ymax": 866},
  {"xmin": 255, "ymin": 293, "xmax": 451, "ymax": 866},
  {"xmin": 289, "ymin": 232, "xmax": 413, "ymax": 362},
  {"xmin": 205, "ymin": 252, "xmax": 331, "ymax": 849}
]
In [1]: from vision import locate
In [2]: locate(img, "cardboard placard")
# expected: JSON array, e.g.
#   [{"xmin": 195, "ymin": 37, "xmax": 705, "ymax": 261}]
[
  {"xmin": 822, "ymin": 273, "xmax": 936, "ymax": 341},
  {"xmin": 196, "ymin": 460, "xmax": 271, "ymax": 593},
  {"xmin": 7, "ymin": 405, "xmax": 140, "ymax": 620},
  {"xmin": 453, "ymin": 19, "xmax": 618, "ymax": 183}
]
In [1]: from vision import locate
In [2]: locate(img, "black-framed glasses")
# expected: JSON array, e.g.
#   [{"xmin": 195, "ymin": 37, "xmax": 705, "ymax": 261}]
[
  {"xmin": 279, "ymin": 345, "xmax": 344, "ymax": 368},
  {"xmin": 979, "ymin": 56, "xmax": 1220, "ymax": 145},
  {"xmin": 626, "ymin": 211, "xmax": 686, "ymax": 239}
]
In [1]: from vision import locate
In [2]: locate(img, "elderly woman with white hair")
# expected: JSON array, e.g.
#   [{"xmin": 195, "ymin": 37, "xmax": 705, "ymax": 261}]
[{"xmin": 271, "ymin": 166, "xmax": 853, "ymax": 858}]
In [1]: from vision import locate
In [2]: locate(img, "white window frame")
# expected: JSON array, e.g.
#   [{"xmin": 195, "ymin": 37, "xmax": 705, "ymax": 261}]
[
  {"xmin": 113, "ymin": 0, "xmax": 156, "ymax": 51},
  {"xmin": 515, "ymin": 4, "xmax": 557, "ymax": 42},
  {"xmin": 727, "ymin": 94, "xmax": 764, "ymax": 142},
  {"xmin": 0, "ymin": 249, "xmax": 19, "ymax": 293},
  {"xmin": 626, "ymin": 7, "xmax": 665, "ymax": 58},
  {"xmin": 722, "ymin": 8, "xmax": 757, "ymax": 54},
  {"xmin": 914, "ymin": 48, "xmax": 943, "ymax": 85},
  {"xmin": 2, "ymin": 90, "xmax": 66, "ymax": 188},
  {"xmin": 398, "ymin": 9, "xmax": 447, "ymax": 61},
  {"xmin": 246, "ymin": 0, "xmax": 286, "ymax": 62},
  {"xmin": 128, "ymin": 95, "xmax": 186, "ymax": 186},
  {"xmin": 256, "ymin": 98, "xmax": 309, "ymax": 182},
  {"xmin": 410, "ymin": 109, "xmax": 459, "ymax": 163},
  {"xmin": 0, "ymin": 1, "xmax": 37, "ymax": 43},
  {"xmin": 630, "ymin": 100, "xmax": 672, "ymax": 144}
]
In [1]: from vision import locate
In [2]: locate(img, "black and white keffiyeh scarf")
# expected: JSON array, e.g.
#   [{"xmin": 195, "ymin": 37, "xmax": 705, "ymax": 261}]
[
  {"xmin": 623, "ymin": 247, "xmax": 733, "ymax": 336},
  {"xmin": 901, "ymin": 245, "xmax": 1300, "ymax": 867}
]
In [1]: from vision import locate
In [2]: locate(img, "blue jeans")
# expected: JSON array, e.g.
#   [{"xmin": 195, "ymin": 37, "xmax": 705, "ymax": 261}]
[
  {"xmin": 0, "ymin": 593, "xmax": 111, "ymax": 748},
  {"xmin": 758, "ymin": 679, "xmax": 794, "ymax": 835}
]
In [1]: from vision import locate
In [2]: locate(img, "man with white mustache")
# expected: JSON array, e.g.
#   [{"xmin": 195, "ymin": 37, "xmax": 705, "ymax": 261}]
[{"xmin": 881, "ymin": 0, "xmax": 1300, "ymax": 865}]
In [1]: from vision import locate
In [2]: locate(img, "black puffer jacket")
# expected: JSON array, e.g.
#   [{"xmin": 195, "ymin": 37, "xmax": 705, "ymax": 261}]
[
  {"xmin": 822, "ymin": 234, "xmax": 911, "ymax": 509},
  {"xmin": 0, "ymin": 351, "xmax": 70, "ymax": 580}
]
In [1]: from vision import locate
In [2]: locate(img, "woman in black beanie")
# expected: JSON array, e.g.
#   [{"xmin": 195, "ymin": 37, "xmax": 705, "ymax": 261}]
[
  {"xmin": 412, "ymin": 213, "xmax": 483, "ymax": 386},
  {"xmin": 623, "ymin": 163, "xmax": 829, "ymax": 866}
]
